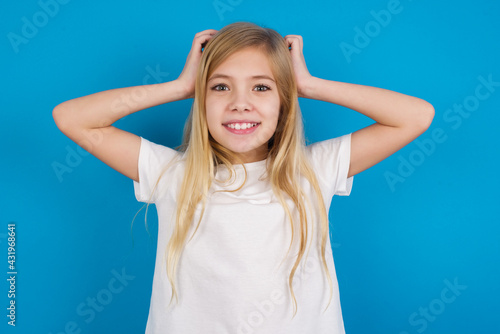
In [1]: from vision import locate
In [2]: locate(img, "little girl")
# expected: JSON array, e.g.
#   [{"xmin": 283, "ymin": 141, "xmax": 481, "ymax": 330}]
[{"xmin": 53, "ymin": 22, "xmax": 434, "ymax": 333}]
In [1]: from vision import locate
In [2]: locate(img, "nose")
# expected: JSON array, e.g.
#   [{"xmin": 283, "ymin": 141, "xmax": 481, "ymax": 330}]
[{"xmin": 230, "ymin": 88, "xmax": 251, "ymax": 112}]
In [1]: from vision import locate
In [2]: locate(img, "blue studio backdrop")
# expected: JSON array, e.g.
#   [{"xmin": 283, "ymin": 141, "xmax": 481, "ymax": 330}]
[{"xmin": 1, "ymin": 0, "xmax": 499, "ymax": 333}]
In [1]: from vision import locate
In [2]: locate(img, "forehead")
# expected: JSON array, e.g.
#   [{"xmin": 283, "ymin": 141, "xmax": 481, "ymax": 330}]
[{"xmin": 208, "ymin": 47, "xmax": 274, "ymax": 80}]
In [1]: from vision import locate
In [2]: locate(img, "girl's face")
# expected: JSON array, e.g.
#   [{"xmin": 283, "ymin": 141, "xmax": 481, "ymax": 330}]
[{"xmin": 205, "ymin": 47, "xmax": 280, "ymax": 163}]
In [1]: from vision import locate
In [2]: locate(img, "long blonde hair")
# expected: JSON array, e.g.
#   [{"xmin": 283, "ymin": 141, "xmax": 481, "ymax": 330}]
[{"xmin": 145, "ymin": 22, "xmax": 333, "ymax": 317}]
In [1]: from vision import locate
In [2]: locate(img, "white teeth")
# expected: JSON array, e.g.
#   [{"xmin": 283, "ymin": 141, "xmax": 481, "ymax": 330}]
[{"xmin": 226, "ymin": 123, "xmax": 258, "ymax": 130}]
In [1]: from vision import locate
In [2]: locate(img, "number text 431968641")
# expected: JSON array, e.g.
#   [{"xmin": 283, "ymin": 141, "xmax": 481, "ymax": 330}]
[{"xmin": 7, "ymin": 222, "xmax": 17, "ymax": 326}]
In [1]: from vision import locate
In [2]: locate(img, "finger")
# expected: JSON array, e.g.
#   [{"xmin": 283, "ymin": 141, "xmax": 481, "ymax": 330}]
[
  {"xmin": 191, "ymin": 31, "xmax": 217, "ymax": 52},
  {"xmin": 199, "ymin": 33, "xmax": 216, "ymax": 50},
  {"xmin": 284, "ymin": 34, "xmax": 302, "ymax": 40},
  {"xmin": 285, "ymin": 35, "xmax": 303, "ymax": 52},
  {"xmin": 284, "ymin": 36, "xmax": 299, "ymax": 52},
  {"xmin": 284, "ymin": 37, "xmax": 303, "ymax": 58},
  {"xmin": 196, "ymin": 29, "xmax": 218, "ymax": 36},
  {"xmin": 194, "ymin": 32, "xmax": 217, "ymax": 45}
]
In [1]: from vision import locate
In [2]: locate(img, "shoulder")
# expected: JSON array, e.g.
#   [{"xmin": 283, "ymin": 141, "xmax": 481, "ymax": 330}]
[
  {"xmin": 138, "ymin": 137, "xmax": 183, "ymax": 164},
  {"xmin": 305, "ymin": 133, "xmax": 351, "ymax": 162},
  {"xmin": 305, "ymin": 133, "xmax": 353, "ymax": 197},
  {"xmin": 140, "ymin": 136, "xmax": 180, "ymax": 155},
  {"xmin": 137, "ymin": 137, "xmax": 185, "ymax": 183},
  {"xmin": 134, "ymin": 137, "xmax": 184, "ymax": 203}
]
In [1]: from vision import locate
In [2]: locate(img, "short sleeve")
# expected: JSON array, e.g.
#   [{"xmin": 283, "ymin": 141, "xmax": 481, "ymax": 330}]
[
  {"xmin": 133, "ymin": 137, "xmax": 181, "ymax": 203},
  {"xmin": 306, "ymin": 133, "xmax": 353, "ymax": 198}
]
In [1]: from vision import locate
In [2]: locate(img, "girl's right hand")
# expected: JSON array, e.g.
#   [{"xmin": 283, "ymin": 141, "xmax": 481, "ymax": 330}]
[{"xmin": 177, "ymin": 29, "xmax": 218, "ymax": 99}]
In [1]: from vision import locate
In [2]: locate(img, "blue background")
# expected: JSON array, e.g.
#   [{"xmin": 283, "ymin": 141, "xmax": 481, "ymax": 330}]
[{"xmin": 1, "ymin": 0, "xmax": 499, "ymax": 333}]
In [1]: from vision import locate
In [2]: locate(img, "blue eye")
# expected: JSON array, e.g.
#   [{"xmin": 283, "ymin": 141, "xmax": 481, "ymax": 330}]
[
  {"xmin": 210, "ymin": 83, "xmax": 271, "ymax": 91},
  {"xmin": 254, "ymin": 84, "xmax": 270, "ymax": 91},
  {"xmin": 212, "ymin": 84, "xmax": 228, "ymax": 91}
]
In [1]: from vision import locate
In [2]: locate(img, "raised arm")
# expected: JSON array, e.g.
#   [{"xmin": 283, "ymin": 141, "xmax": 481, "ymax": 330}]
[
  {"xmin": 52, "ymin": 29, "xmax": 217, "ymax": 182},
  {"xmin": 285, "ymin": 35, "xmax": 435, "ymax": 178}
]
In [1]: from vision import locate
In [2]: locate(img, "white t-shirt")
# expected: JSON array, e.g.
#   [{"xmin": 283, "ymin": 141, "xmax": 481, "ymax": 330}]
[{"xmin": 133, "ymin": 134, "xmax": 353, "ymax": 334}]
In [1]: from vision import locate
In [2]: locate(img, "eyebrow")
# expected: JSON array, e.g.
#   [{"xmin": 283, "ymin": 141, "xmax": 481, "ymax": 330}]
[{"xmin": 207, "ymin": 73, "xmax": 275, "ymax": 83}]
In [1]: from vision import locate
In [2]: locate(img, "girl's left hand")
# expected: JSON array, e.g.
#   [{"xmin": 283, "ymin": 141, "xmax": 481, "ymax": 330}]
[{"xmin": 284, "ymin": 34, "xmax": 314, "ymax": 98}]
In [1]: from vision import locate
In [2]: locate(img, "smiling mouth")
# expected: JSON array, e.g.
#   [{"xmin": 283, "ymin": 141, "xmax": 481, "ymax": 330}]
[
  {"xmin": 222, "ymin": 122, "xmax": 261, "ymax": 134},
  {"xmin": 223, "ymin": 122, "xmax": 260, "ymax": 130}
]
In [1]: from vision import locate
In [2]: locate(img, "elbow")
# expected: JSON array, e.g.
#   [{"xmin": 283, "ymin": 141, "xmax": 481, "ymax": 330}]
[
  {"xmin": 415, "ymin": 101, "xmax": 435, "ymax": 133},
  {"xmin": 52, "ymin": 102, "xmax": 73, "ymax": 135},
  {"xmin": 424, "ymin": 101, "xmax": 435, "ymax": 129},
  {"xmin": 52, "ymin": 104, "xmax": 65, "ymax": 132}
]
